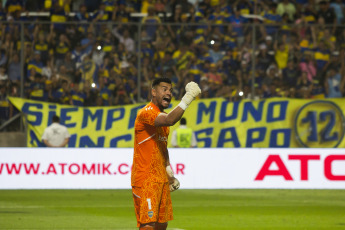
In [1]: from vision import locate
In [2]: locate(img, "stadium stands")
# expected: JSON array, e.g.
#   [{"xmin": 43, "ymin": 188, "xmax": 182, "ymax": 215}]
[{"xmin": 1, "ymin": 0, "xmax": 345, "ymax": 131}]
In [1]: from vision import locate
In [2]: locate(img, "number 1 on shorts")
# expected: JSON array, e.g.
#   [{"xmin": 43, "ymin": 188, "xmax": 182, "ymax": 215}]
[{"xmin": 146, "ymin": 198, "xmax": 152, "ymax": 210}]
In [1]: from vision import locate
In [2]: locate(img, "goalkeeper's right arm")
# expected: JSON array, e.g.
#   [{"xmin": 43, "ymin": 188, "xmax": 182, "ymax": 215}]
[{"xmin": 154, "ymin": 81, "xmax": 201, "ymax": 127}]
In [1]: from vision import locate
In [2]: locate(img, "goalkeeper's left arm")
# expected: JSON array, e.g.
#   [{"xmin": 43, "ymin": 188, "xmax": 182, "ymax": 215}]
[{"xmin": 166, "ymin": 164, "xmax": 180, "ymax": 192}]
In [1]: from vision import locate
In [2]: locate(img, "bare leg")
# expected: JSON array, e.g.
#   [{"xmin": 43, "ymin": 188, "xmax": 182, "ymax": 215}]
[{"xmin": 155, "ymin": 222, "xmax": 168, "ymax": 230}]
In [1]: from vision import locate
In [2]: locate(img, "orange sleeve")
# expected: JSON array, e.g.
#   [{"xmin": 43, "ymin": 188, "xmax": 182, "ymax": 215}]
[{"xmin": 137, "ymin": 105, "xmax": 160, "ymax": 126}]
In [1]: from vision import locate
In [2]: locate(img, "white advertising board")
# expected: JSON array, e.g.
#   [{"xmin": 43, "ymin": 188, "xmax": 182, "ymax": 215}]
[{"xmin": 0, "ymin": 148, "xmax": 344, "ymax": 189}]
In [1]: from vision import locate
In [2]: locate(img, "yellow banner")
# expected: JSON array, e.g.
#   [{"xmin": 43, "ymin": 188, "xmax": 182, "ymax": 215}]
[{"xmin": 9, "ymin": 97, "xmax": 345, "ymax": 148}]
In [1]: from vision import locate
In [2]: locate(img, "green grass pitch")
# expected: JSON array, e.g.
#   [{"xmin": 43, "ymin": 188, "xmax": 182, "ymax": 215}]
[{"xmin": 0, "ymin": 189, "xmax": 344, "ymax": 229}]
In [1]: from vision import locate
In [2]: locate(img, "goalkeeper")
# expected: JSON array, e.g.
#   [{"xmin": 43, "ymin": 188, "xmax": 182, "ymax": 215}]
[{"xmin": 131, "ymin": 77, "xmax": 201, "ymax": 230}]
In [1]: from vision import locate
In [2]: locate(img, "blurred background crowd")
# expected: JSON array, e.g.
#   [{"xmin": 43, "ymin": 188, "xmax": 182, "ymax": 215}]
[{"xmin": 1, "ymin": 0, "xmax": 345, "ymax": 129}]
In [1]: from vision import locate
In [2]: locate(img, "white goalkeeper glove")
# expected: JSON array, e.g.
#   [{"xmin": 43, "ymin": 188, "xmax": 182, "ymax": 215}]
[
  {"xmin": 166, "ymin": 165, "xmax": 180, "ymax": 192},
  {"xmin": 179, "ymin": 81, "xmax": 201, "ymax": 110},
  {"xmin": 169, "ymin": 177, "xmax": 180, "ymax": 192}
]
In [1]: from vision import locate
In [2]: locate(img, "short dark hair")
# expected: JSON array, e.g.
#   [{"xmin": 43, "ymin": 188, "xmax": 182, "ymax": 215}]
[
  {"xmin": 180, "ymin": 117, "xmax": 187, "ymax": 125},
  {"xmin": 152, "ymin": 77, "xmax": 172, "ymax": 88},
  {"xmin": 52, "ymin": 115, "xmax": 60, "ymax": 123}
]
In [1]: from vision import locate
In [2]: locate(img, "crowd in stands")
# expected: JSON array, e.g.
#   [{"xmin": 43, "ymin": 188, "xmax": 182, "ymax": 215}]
[{"xmin": 1, "ymin": 0, "xmax": 345, "ymax": 128}]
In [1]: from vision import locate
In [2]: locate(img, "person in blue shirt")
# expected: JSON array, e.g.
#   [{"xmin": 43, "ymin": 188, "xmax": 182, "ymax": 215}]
[
  {"xmin": 29, "ymin": 74, "xmax": 45, "ymax": 101},
  {"xmin": 0, "ymin": 3, "xmax": 6, "ymax": 21},
  {"xmin": 92, "ymin": 2, "xmax": 111, "ymax": 23},
  {"xmin": 225, "ymin": 6, "xmax": 248, "ymax": 46},
  {"xmin": 141, "ymin": 6, "xmax": 161, "ymax": 41},
  {"xmin": 209, "ymin": 41, "xmax": 224, "ymax": 64},
  {"xmin": 75, "ymin": 4, "xmax": 91, "ymax": 34},
  {"xmin": 71, "ymin": 42, "xmax": 86, "ymax": 69},
  {"xmin": 50, "ymin": 0, "xmax": 67, "ymax": 33},
  {"xmin": 81, "ymin": 32, "xmax": 95, "ymax": 56},
  {"xmin": 27, "ymin": 51, "xmax": 44, "ymax": 78},
  {"xmin": 314, "ymin": 40, "xmax": 330, "ymax": 72},
  {"xmin": 52, "ymin": 80, "xmax": 70, "ymax": 104},
  {"xmin": 97, "ymin": 77, "xmax": 112, "ymax": 106},
  {"xmin": 70, "ymin": 83, "xmax": 86, "ymax": 106},
  {"xmin": 261, "ymin": 2, "xmax": 282, "ymax": 36}
]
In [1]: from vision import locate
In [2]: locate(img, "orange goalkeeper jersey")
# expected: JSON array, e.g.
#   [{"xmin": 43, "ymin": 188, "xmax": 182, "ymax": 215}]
[{"xmin": 131, "ymin": 102, "xmax": 170, "ymax": 187}]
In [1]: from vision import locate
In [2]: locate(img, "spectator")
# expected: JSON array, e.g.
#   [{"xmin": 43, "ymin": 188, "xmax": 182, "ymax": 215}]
[
  {"xmin": 74, "ymin": 4, "xmax": 91, "ymax": 34},
  {"xmin": 0, "ymin": 67, "xmax": 8, "ymax": 92},
  {"xmin": 42, "ymin": 56, "xmax": 55, "ymax": 80},
  {"xmin": 92, "ymin": 2, "xmax": 111, "ymax": 22},
  {"xmin": 324, "ymin": 68, "xmax": 343, "ymax": 98},
  {"xmin": 5, "ymin": 0, "xmax": 24, "ymax": 14},
  {"xmin": 141, "ymin": 0, "xmax": 155, "ymax": 13},
  {"xmin": 302, "ymin": 1, "xmax": 317, "ymax": 24},
  {"xmin": 8, "ymin": 52, "xmax": 21, "ymax": 83},
  {"xmin": 114, "ymin": 1, "xmax": 131, "ymax": 23},
  {"xmin": 114, "ymin": 82, "xmax": 130, "ymax": 105},
  {"xmin": 70, "ymin": 83, "xmax": 86, "ymax": 106},
  {"xmin": 33, "ymin": 30, "xmax": 49, "ymax": 64},
  {"xmin": 49, "ymin": 0, "xmax": 68, "ymax": 33},
  {"xmin": 83, "ymin": 81, "xmax": 98, "ymax": 106},
  {"xmin": 91, "ymin": 41, "xmax": 106, "ymax": 67},
  {"xmin": 314, "ymin": 39, "xmax": 331, "ymax": 75},
  {"xmin": 43, "ymin": 79, "xmax": 54, "ymax": 102},
  {"xmin": 264, "ymin": 35, "xmax": 275, "ymax": 55},
  {"xmin": 0, "ymin": 3, "xmax": 6, "ymax": 21},
  {"xmin": 299, "ymin": 51, "xmax": 316, "ymax": 82},
  {"xmin": 124, "ymin": 78, "xmax": 138, "ymax": 103},
  {"xmin": 154, "ymin": 0, "xmax": 165, "ymax": 13},
  {"xmin": 330, "ymin": 0, "xmax": 345, "ymax": 24},
  {"xmin": 256, "ymin": 43, "xmax": 274, "ymax": 73},
  {"xmin": 296, "ymin": 71, "xmax": 312, "ymax": 98},
  {"xmin": 80, "ymin": 32, "xmax": 95, "ymax": 56},
  {"xmin": 171, "ymin": 117, "xmax": 197, "ymax": 148},
  {"xmin": 1, "ymin": 33, "xmax": 14, "ymax": 55},
  {"xmin": 260, "ymin": 2, "xmax": 282, "ymax": 37},
  {"xmin": 0, "ymin": 49, "xmax": 8, "ymax": 67},
  {"xmin": 27, "ymin": 51, "xmax": 44, "ymax": 78},
  {"xmin": 71, "ymin": 42, "xmax": 86, "ymax": 69},
  {"xmin": 80, "ymin": 55, "xmax": 98, "ymax": 85},
  {"xmin": 28, "ymin": 74, "xmax": 45, "ymax": 101},
  {"xmin": 209, "ymin": 40, "xmax": 224, "ymax": 64},
  {"xmin": 274, "ymin": 35, "xmax": 290, "ymax": 70},
  {"xmin": 55, "ymin": 33, "xmax": 71, "ymax": 68},
  {"xmin": 317, "ymin": 1, "xmax": 336, "ymax": 35},
  {"xmin": 97, "ymin": 76, "xmax": 112, "ymax": 106},
  {"xmin": 262, "ymin": 64, "xmax": 281, "ymax": 89},
  {"xmin": 277, "ymin": 0, "xmax": 296, "ymax": 21},
  {"xmin": 204, "ymin": 63, "xmax": 223, "ymax": 97},
  {"xmin": 172, "ymin": 43, "xmax": 194, "ymax": 71},
  {"xmin": 225, "ymin": 5, "xmax": 248, "ymax": 46},
  {"xmin": 310, "ymin": 79, "xmax": 326, "ymax": 99},
  {"xmin": 57, "ymin": 52, "xmax": 76, "ymax": 80},
  {"xmin": 283, "ymin": 60, "xmax": 299, "ymax": 88},
  {"xmin": 0, "ymin": 84, "xmax": 9, "ymax": 127},
  {"xmin": 324, "ymin": 50, "xmax": 342, "ymax": 74},
  {"xmin": 53, "ymin": 79, "xmax": 70, "ymax": 104},
  {"xmin": 142, "ymin": 5, "xmax": 161, "ymax": 41},
  {"xmin": 112, "ymin": 25, "xmax": 135, "ymax": 53},
  {"xmin": 42, "ymin": 115, "xmax": 70, "ymax": 147},
  {"xmin": 56, "ymin": 65, "xmax": 71, "ymax": 82}
]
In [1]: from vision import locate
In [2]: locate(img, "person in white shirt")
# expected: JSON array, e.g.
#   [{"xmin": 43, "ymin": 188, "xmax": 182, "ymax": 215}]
[
  {"xmin": 112, "ymin": 25, "xmax": 135, "ymax": 53},
  {"xmin": 42, "ymin": 115, "xmax": 70, "ymax": 147},
  {"xmin": 171, "ymin": 117, "xmax": 197, "ymax": 148}
]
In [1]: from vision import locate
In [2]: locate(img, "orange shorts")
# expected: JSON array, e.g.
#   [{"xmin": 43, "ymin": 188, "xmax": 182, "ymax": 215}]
[{"xmin": 132, "ymin": 180, "xmax": 173, "ymax": 227}]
